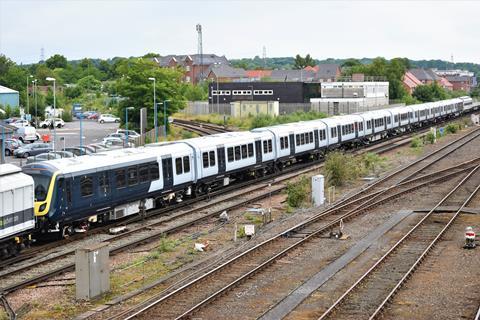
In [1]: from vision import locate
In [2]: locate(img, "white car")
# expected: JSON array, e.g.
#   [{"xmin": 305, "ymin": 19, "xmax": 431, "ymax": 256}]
[
  {"xmin": 39, "ymin": 118, "xmax": 65, "ymax": 128},
  {"xmin": 116, "ymin": 129, "xmax": 140, "ymax": 138},
  {"xmin": 11, "ymin": 119, "xmax": 30, "ymax": 127},
  {"xmin": 98, "ymin": 114, "xmax": 120, "ymax": 124},
  {"xmin": 102, "ymin": 136, "xmax": 133, "ymax": 147}
]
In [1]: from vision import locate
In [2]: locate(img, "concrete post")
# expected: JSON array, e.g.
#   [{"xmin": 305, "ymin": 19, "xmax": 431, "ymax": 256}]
[{"xmin": 312, "ymin": 175, "xmax": 325, "ymax": 207}]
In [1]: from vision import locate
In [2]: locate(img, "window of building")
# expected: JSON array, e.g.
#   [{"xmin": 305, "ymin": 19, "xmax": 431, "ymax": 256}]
[
  {"xmin": 227, "ymin": 147, "xmax": 234, "ymax": 162},
  {"xmin": 248, "ymin": 143, "xmax": 254, "ymax": 157},
  {"xmin": 203, "ymin": 152, "xmax": 209, "ymax": 168},
  {"xmin": 128, "ymin": 167, "xmax": 138, "ymax": 186},
  {"xmin": 175, "ymin": 157, "xmax": 183, "ymax": 175},
  {"xmin": 139, "ymin": 165, "xmax": 149, "ymax": 183},
  {"xmin": 183, "ymin": 156, "xmax": 190, "ymax": 173},
  {"xmin": 81, "ymin": 175, "xmax": 93, "ymax": 197}
]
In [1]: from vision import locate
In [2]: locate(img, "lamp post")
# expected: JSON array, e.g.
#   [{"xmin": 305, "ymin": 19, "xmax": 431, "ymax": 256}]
[
  {"xmin": 32, "ymin": 79, "xmax": 38, "ymax": 127},
  {"xmin": 26, "ymin": 75, "xmax": 32, "ymax": 116},
  {"xmin": 163, "ymin": 100, "xmax": 171, "ymax": 141},
  {"xmin": 46, "ymin": 77, "xmax": 56, "ymax": 151},
  {"xmin": 0, "ymin": 108, "xmax": 5, "ymax": 164},
  {"xmin": 125, "ymin": 107, "xmax": 134, "ymax": 147},
  {"xmin": 148, "ymin": 77, "xmax": 157, "ymax": 142}
]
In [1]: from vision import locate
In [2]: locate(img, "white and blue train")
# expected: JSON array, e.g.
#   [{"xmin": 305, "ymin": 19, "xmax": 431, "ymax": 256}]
[{"xmin": 0, "ymin": 96, "xmax": 475, "ymax": 252}]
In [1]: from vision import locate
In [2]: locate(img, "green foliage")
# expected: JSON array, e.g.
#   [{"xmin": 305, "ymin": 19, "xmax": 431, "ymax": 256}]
[
  {"xmin": 446, "ymin": 123, "xmax": 460, "ymax": 134},
  {"xmin": 324, "ymin": 151, "xmax": 361, "ymax": 186},
  {"xmin": 410, "ymin": 136, "xmax": 423, "ymax": 148},
  {"xmin": 293, "ymin": 54, "xmax": 315, "ymax": 69},
  {"xmin": 157, "ymin": 236, "xmax": 178, "ymax": 253},
  {"xmin": 286, "ymin": 176, "xmax": 310, "ymax": 208},
  {"xmin": 425, "ymin": 131, "xmax": 436, "ymax": 144},
  {"xmin": 77, "ymin": 75, "xmax": 102, "ymax": 91},
  {"xmin": 412, "ymin": 82, "xmax": 450, "ymax": 102},
  {"xmin": 250, "ymin": 111, "xmax": 327, "ymax": 129},
  {"xmin": 181, "ymin": 130, "xmax": 194, "ymax": 139},
  {"xmin": 182, "ymin": 82, "xmax": 208, "ymax": 101},
  {"xmin": 46, "ymin": 54, "xmax": 68, "ymax": 69},
  {"xmin": 237, "ymin": 226, "xmax": 246, "ymax": 238},
  {"xmin": 362, "ymin": 152, "xmax": 387, "ymax": 174},
  {"xmin": 64, "ymin": 85, "xmax": 83, "ymax": 99},
  {"xmin": 114, "ymin": 58, "xmax": 186, "ymax": 131},
  {"xmin": 62, "ymin": 110, "xmax": 72, "ymax": 122},
  {"xmin": 244, "ymin": 213, "xmax": 264, "ymax": 225}
]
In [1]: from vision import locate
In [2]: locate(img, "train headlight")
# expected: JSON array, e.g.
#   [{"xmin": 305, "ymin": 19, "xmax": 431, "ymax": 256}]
[{"xmin": 39, "ymin": 203, "xmax": 47, "ymax": 212}]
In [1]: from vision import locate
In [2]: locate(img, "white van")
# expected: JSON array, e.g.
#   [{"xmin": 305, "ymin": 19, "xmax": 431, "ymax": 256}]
[{"xmin": 14, "ymin": 126, "xmax": 38, "ymax": 143}]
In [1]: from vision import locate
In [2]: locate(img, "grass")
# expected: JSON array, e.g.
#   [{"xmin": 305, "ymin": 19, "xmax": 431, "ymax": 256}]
[{"xmin": 244, "ymin": 212, "xmax": 264, "ymax": 225}]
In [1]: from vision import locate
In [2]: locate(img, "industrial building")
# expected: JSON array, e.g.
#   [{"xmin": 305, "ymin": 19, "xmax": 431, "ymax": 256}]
[{"xmin": 0, "ymin": 85, "xmax": 19, "ymax": 109}]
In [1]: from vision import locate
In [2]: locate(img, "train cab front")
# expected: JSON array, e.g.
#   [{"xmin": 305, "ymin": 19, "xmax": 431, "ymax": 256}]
[{"xmin": 22, "ymin": 163, "xmax": 59, "ymax": 231}]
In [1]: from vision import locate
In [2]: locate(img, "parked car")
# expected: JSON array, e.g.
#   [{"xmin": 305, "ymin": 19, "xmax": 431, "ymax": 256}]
[
  {"xmin": 26, "ymin": 152, "xmax": 63, "ymax": 164},
  {"xmin": 105, "ymin": 132, "xmax": 126, "ymax": 140},
  {"xmin": 11, "ymin": 119, "xmax": 31, "ymax": 128},
  {"xmin": 4, "ymin": 138, "xmax": 24, "ymax": 156},
  {"xmin": 87, "ymin": 112, "xmax": 99, "ymax": 120},
  {"xmin": 102, "ymin": 137, "xmax": 133, "ymax": 147},
  {"xmin": 63, "ymin": 146, "xmax": 94, "ymax": 156},
  {"xmin": 39, "ymin": 118, "xmax": 65, "ymax": 128},
  {"xmin": 116, "ymin": 129, "xmax": 140, "ymax": 139},
  {"xmin": 13, "ymin": 126, "xmax": 38, "ymax": 143},
  {"xmin": 98, "ymin": 114, "xmax": 120, "ymax": 123},
  {"xmin": 4, "ymin": 117, "xmax": 20, "ymax": 124},
  {"xmin": 14, "ymin": 143, "xmax": 52, "ymax": 158}
]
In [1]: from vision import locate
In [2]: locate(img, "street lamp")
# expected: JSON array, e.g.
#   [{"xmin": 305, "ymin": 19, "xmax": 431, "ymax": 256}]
[
  {"xmin": 26, "ymin": 75, "xmax": 32, "ymax": 116},
  {"xmin": 32, "ymin": 79, "xmax": 38, "ymax": 127},
  {"xmin": 213, "ymin": 63, "xmax": 220, "ymax": 114},
  {"xmin": 125, "ymin": 107, "xmax": 134, "ymax": 147},
  {"xmin": 46, "ymin": 77, "xmax": 56, "ymax": 151},
  {"xmin": 163, "ymin": 100, "xmax": 171, "ymax": 141},
  {"xmin": 148, "ymin": 77, "xmax": 158, "ymax": 142},
  {"xmin": 0, "ymin": 108, "xmax": 5, "ymax": 164}
]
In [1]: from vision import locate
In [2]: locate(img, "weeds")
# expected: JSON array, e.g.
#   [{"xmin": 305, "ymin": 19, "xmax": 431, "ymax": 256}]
[
  {"xmin": 425, "ymin": 131, "xmax": 436, "ymax": 144},
  {"xmin": 286, "ymin": 176, "xmax": 310, "ymax": 208},
  {"xmin": 410, "ymin": 136, "xmax": 423, "ymax": 148},
  {"xmin": 324, "ymin": 151, "xmax": 361, "ymax": 186},
  {"xmin": 446, "ymin": 123, "xmax": 460, "ymax": 134}
]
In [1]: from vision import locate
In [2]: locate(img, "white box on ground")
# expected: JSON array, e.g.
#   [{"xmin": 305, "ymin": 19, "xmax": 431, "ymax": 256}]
[
  {"xmin": 312, "ymin": 174, "xmax": 325, "ymax": 207},
  {"xmin": 244, "ymin": 224, "xmax": 255, "ymax": 236}
]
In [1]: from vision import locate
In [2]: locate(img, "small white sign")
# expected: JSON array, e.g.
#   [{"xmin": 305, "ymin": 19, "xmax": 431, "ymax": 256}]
[{"xmin": 244, "ymin": 224, "xmax": 255, "ymax": 236}]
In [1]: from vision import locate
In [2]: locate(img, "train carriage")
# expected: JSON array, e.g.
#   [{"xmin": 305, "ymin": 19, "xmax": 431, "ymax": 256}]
[{"xmin": 0, "ymin": 164, "xmax": 35, "ymax": 257}]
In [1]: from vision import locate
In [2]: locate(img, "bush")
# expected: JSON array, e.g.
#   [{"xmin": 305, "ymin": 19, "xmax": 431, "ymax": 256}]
[
  {"xmin": 62, "ymin": 111, "xmax": 72, "ymax": 122},
  {"xmin": 410, "ymin": 136, "xmax": 423, "ymax": 148},
  {"xmin": 286, "ymin": 176, "xmax": 310, "ymax": 208},
  {"xmin": 362, "ymin": 152, "xmax": 386, "ymax": 174},
  {"xmin": 425, "ymin": 132, "xmax": 436, "ymax": 144},
  {"xmin": 446, "ymin": 123, "xmax": 460, "ymax": 134},
  {"xmin": 324, "ymin": 151, "xmax": 360, "ymax": 186}
]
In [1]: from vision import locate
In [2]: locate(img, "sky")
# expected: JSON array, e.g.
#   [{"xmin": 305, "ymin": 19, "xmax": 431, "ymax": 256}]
[{"xmin": 1, "ymin": 0, "xmax": 479, "ymax": 64}]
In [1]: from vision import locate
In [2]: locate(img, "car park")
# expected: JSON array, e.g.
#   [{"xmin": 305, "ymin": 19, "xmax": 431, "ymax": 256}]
[
  {"xmin": 14, "ymin": 143, "xmax": 52, "ymax": 158},
  {"xmin": 26, "ymin": 150, "xmax": 75, "ymax": 164},
  {"xmin": 98, "ymin": 114, "xmax": 120, "ymax": 123},
  {"xmin": 116, "ymin": 129, "xmax": 140, "ymax": 139},
  {"xmin": 11, "ymin": 119, "xmax": 31, "ymax": 128},
  {"xmin": 87, "ymin": 112, "xmax": 99, "ymax": 120},
  {"xmin": 4, "ymin": 138, "xmax": 24, "ymax": 156},
  {"xmin": 39, "ymin": 118, "xmax": 65, "ymax": 128}
]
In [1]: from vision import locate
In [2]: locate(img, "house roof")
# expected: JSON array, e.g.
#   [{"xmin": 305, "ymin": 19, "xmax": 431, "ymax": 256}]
[
  {"xmin": 316, "ymin": 64, "xmax": 340, "ymax": 79},
  {"xmin": 245, "ymin": 70, "xmax": 272, "ymax": 78},
  {"xmin": 409, "ymin": 68, "xmax": 441, "ymax": 82},
  {"xmin": 403, "ymin": 71, "xmax": 423, "ymax": 88},
  {"xmin": 270, "ymin": 69, "xmax": 316, "ymax": 82},
  {"xmin": 207, "ymin": 64, "xmax": 246, "ymax": 78},
  {"xmin": 439, "ymin": 77, "xmax": 453, "ymax": 87},
  {"xmin": 445, "ymin": 75, "xmax": 471, "ymax": 83},
  {"xmin": 154, "ymin": 54, "xmax": 229, "ymax": 67},
  {"xmin": 0, "ymin": 85, "xmax": 18, "ymax": 94}
]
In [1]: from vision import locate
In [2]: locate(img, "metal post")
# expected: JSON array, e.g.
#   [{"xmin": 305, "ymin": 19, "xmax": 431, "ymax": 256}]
[
  {"xmin": 163, "ymin": 100, "xmax": 167, "ymax": 141},
  {"xmin": 216, "ymin": 74, "xmax": 219, "ymax": 115},
  {"xmin": 79, "ymin": 114, "xmax": 83, "ymax": 150},
  {"xmin": 1, "ymin": 125, "xmax": 4, "ymax": 164},
  {"xmin": 33, "ymin": 79, "xmax": 38, "ymax": 127},
  {"xmin": 53, "ymin": 80, "xmax": 56, "ymax": 152},
  {"xmin": 154, "ymin": 81, "xmax": 157, "ymax": 142},
  {"xmin": 125, "ymin": 107, "xmax": 129, "ymax": 147},
  {"xmin": 26, "ymin": 75, "xmax": 30, "ymax": 116}
]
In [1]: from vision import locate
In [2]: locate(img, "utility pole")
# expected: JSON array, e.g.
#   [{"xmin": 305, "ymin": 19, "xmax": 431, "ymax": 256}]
[{"xmin": 196, "ymin": 24, "xmax": 203, "ymax": 81}]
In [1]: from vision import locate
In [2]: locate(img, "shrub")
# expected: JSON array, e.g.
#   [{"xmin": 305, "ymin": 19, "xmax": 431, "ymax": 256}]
[
  {"xmin": 425, "ymin": 131, "xmax": 436, "ymax": 144},
  {"xmin": 410, "ymin": 136, "xmax": 422, "ymax": 148},
  {"xmin": 324, "ymin": 151, "xmax": 360, "ymax": 186},
  {"xmin": 446, "ymin": 123, "xmax": 459, "ymax": 134},
  {"xmin": 286, "ymin": 176, "xmax": 310, "ymax": 208},
  {"xmin": 362, "ymin": 152, "xmax": 386, "ymax": 174},
  {"xmin": 62, "ymin": 111, "xmax": 72, "ymax": 122}
]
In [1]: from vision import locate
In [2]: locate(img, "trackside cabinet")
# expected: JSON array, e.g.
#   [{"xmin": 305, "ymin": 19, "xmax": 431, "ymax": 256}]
[{"xmin": 75, "ymin": 242, "xmax": 110, "ymax": 300}]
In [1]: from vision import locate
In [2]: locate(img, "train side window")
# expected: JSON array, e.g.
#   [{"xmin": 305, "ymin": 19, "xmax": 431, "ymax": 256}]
[
  {"xmin": 116, "ymin": 170, "xmax": 126, "ymax": 188},
  {"xmin": 295, "ymin": 135, "xmax": 300, "ymax": 146},
  {"xmin": 150, "ymin": 163, "xmax": 159, "ymax": 180},
  {"xmin": 139, "ymin": 165, "xmax": 149, "ymax": 183},
  {"xmin": 268, "ymin": 139, "xmax": 273, "ymax": 152},
  {"xmin": 248, "ymin": 143, "xmax": 254, "ymax": 157},
  {"xmin": 263, "ymin": 140, "xmax": 268, "ymax": 152},
  {"xmin": 202, "ymin": 152, "xmax": 209, "ymax": 168},
  {"xmin": 128, "ymin": 167, "xmax": 138, "ymax": 186},
  {"xmin": 209, "ymin": 151, "xmax": 215, "ymax": 166},
  {"xmin": 280, "ymin": 137, "xmax": 284, "ymax": 149},
  {"xmin": 285, "ymin": 136, "xmax": 289, "ymax": 148},
  {"xmin": 183, "ymin": 156, "xmax": 190, "ymax": 173},
  {"xmin": 300, "ymin": 134, "xmax": 305, "ymax": 145},
  {"xmin": 235, "ymin": 146, "xmax": 241, "ymax": 160},
  {"xmin": 241, "ymin": 145, "xmax": 247, "ymax": 159},
  {"xmin": 227, "ymin": 147, "xmax": 234, "ymax": 162},
  {"xmin": 309, "ymin": 132, "xmax": 313, "ymax": 142},
  {"xmin": 175, "ymin": 158, "xmax": 183, "ymax": 175},
  {"xmin": 80, "ymin": 175, "xmax": 93, "ymax": 197}
]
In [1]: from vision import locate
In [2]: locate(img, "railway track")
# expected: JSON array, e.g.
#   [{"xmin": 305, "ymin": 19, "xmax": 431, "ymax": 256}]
[
  {"xmin": 171, "ymin": 118, "xmax": 230, "ymax": 135},
  {"xmin": 318, "ymin": 165, "xmax": 480, "ymax": 320},
  {"xmin": 116, "ymin": 131, "xmax": 480, "ymax": 319},
  {"xmin": 1, "ymin": 123, "xmax": 477, "ymax": 304}
]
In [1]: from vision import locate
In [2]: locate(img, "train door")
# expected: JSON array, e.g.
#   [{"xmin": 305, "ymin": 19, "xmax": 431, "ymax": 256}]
[
  {"xmin": 314, "ymin": 129, "xmax": 319, "ymax": 149},
  {"xmin": 255, "ymin": 140, "xmax": 262, "ymax": 164},
  {"xmin": 217, "ymin": 146, "xmax": 226, "ymax": 174},
  {"xmin": 161, "ymin": 157, "xmax": 174, "ymax": 190},
  {"xmin": 289, "ymin": 133, "xmax": 295, "ymax": 155},
  {"xmin": 65, "ymin": 177, "xmax": 72, "ymax": 211},
  {"xmin": 98, "ymin": 170, "xmax": 111, "ymax": 203}
]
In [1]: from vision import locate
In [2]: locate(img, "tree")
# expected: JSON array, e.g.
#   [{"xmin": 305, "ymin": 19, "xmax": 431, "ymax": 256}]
[
  {"xmin": 64, "ymin": 86, "xmax": 83, "ymax": 99},
  {"xmin": 293, "ymin": 54, "xmax": 316, "ymax": 69},
  {"xmin": 114, "ymin": 58, "xmax": 186, "ymax": 131},
  {"xmin": 412, "ymin": 84, "xmax": 434, "ymax": 102},
  {"xmin": 342, "ymin": 58, "xmax": 362, "ymax": 68},
  {"xmin": 46, "ymin": 54, "xmax": 68, "ymax": 69},
  {"xmin": 77, "ymin": 75, "xmax": 102, "ymax": 91}
]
